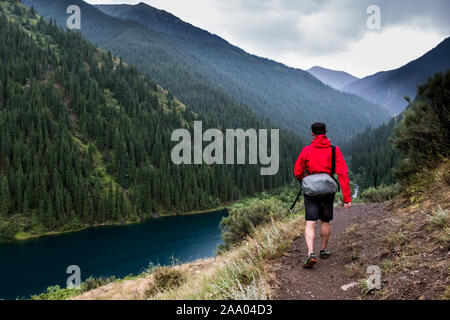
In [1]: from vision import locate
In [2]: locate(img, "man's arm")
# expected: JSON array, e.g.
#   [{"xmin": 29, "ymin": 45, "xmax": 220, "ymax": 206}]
[
  {"xmin": 335, "ymin": 146, "xmax": 352, "ymax": 205},
  {"xmin": 293, "ymin": 148, "xmax": 307, "ymax": 183}
]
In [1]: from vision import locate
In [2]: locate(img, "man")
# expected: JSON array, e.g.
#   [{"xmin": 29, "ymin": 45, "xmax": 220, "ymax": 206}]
[{"xmin": 294, "ymin": 122, "xmax": 352, "ymax": 268}]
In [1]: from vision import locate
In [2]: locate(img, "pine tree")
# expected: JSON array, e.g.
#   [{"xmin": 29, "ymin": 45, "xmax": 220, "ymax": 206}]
[{"xmin": 0, "ymin": 175, "xmax": 10, "ymax": 217}]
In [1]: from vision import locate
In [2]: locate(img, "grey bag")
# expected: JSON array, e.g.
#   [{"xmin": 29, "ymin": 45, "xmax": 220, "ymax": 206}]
[
  {"xmin": 301, "ymin": 145, "xmax": 339, "ymax": 197},
  {"xmin": 302, "ymin": 173, "xmax": 338, "ymax": 197}
]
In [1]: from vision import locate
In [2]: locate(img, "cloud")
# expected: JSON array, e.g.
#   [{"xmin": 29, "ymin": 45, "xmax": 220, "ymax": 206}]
[
  {"xmin": 208, "ymin": 0, "xmax": 450, "ymax": 56},
  {"xmin": 86, "ymin": 0, "xmax": 450, "ymax": 77}
]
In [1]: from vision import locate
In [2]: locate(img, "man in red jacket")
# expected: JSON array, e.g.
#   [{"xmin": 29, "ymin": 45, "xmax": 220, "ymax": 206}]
[{"xmin": 294, "ymin": 122, "xmax": 352, "ymax": 268}]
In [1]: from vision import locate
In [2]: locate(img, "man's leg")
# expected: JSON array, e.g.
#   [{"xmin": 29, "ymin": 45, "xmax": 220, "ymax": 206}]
[
  {"xmin": 305, "ymin": 221, "xmax": 316, "ymax": 255},
  {"xmin": 318, "ymin": 194, "xmax": 334, "ymax": 259},
  {"xmin": 303, "ymin": 195, "xmax": 319, "ymax": 268},
  {"xmin": 320, "ymin": 220, "xmax": 330, "ymax": 250}
]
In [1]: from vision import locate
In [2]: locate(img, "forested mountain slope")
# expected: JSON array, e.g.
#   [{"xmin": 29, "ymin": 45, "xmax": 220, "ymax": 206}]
[
  {"xmin": 20, "ymin": 0, "xmax": 258, "ymax": 133},
  {"xmin": 344, "ymin": 37, "xmax": 450, "ymax": 115},
  {"xmin": 23, "ymin": 0, "xmax": 390, "ymax": 142},
  {"xmin": 347, "ymin": 118, "xmax": 402, "ymax": 189},
  {"xmin": 307, "ymin": 66, "xmax": 359, "ymax": 90},
  {"xmin": 0, "ymin": 0, "xmax": 301, "ymax": 240}
]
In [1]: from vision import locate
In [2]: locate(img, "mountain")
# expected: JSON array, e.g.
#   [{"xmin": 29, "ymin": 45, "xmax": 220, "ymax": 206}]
[
  {"xmin": 347, "ymin": 69, "xmax": 450, "ymax": 191},
  {"xmin": 96, "ymin": 2, "xmax": 226, "ymax": 45},
  {"xmin": 0, "ymin": 0, "xmax": 301, "ymax": 240},
  {"xmin": 22, "ymin": 0, "xmax": 390, "ymax": 142},
  {"xmin": 95, "ymin": 2, "xmax": 390, "ymax": 141},
  {"xmin": 306, "ymin": 66, "xmax": 359, "ymax": 90},
  {"xmin": 343, "ymin": 37, "xmax": 450, "ymax": 115}
]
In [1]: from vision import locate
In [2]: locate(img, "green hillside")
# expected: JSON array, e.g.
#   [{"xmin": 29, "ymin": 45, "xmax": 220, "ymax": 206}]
[{"xmin": 0, "ymin": 0, "xmax": 302, "ymax": 241}]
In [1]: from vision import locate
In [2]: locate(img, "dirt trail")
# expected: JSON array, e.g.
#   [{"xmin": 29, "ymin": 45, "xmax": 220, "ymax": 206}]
[{"xmin": 273, "ymin": 203, "xmax": 386, "ymax": 300}]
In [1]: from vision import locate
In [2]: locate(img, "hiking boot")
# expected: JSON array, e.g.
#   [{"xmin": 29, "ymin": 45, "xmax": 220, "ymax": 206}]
[
  {"xmin": 320, "ymin": 249, "xmax": 331, "ymax": 259},
  {"xmin": 303, "ymin": 253, "xmax": 317, "ymax": 268}
]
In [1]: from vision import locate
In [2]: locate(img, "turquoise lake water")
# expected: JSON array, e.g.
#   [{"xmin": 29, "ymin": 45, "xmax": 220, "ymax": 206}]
[{"xmin": 0, "ymin": 210, "xmax": 227, "ymax": 299}]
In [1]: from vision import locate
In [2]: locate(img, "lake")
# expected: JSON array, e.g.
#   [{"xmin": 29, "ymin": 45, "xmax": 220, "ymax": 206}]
[{"xmin": 0, "ymin": 209, "xmax": 227, "ymax": 300}]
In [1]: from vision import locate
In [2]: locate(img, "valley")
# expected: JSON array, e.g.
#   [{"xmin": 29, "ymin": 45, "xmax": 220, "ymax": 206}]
[{"xmin": 0, "ymin": 0, "xmax": 448, "ymax": 302}]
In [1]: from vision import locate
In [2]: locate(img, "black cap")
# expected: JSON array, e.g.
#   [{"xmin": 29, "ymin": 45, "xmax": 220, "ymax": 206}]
[{"xmin": 311, "ymin": 122, "xmax": 327, "ymax": 135}]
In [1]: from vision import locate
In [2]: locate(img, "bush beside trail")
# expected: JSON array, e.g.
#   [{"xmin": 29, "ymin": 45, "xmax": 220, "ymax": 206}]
[
  {"xmin": 219, "ymin": 198, "xmax": 291, "ymax": 251},
  {"xmin": 360, "ymin": 184, "xmax": 402, "ymax": 203}
]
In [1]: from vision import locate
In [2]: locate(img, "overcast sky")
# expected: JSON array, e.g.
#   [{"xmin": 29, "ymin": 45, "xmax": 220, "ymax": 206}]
[{"xmin": 86, "ymin": 0, "xmax": 450, "ymax": 78}]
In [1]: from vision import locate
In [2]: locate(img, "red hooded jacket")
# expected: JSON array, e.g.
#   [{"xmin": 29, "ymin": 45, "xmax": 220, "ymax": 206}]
[{"xmin": 294, "ymin": 135, "xmax": 352, "ymax": 204}]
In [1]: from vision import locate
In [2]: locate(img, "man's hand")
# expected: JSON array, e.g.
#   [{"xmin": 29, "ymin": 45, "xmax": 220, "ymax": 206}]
[{"xmin": 344, "ymin": 203, "xmax": 352, "ymax": 211}]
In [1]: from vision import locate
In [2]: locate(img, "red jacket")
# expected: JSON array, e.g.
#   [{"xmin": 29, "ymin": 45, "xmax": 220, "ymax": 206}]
[{"xmin": 294, "ymin": 135, "xmax": 352, "ymax": 204}]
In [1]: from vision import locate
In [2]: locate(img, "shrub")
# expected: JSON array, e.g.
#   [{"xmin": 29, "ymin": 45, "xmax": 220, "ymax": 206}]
[
  {"xmin": 81, "ymin": 276, "xmax": 116, "ymax": 292},
  {"xmin": 428, "ymin": 205, "xmax": 450, "ymax": 247},
  {"xmin": 0, "ymin": 220, "xmax": 19, "ymax": 243},
  {"xmin": 31, "ymin": 276, "xmax": 116, "ymax": 300},
  {"xmin": 31, "ymin": 285, "xmax": 81, "ymax": 300},
  {"xmin": 428, "ymin": 205, "xmax": 449, "ymax": 230},
  {"xmin": 145, "ymin": 267, "xmax": 185, "ymax": 298},
  {"xmin": 360, "ymin": 278, "xmax": 376, "ymax": 296},
  {"xmin": 219, "ymin": 198, "xmax": 288, "ymax": 250},
  {"xmin": 360, "ymin": 184, "xmax": 401, "ymax": 203}
]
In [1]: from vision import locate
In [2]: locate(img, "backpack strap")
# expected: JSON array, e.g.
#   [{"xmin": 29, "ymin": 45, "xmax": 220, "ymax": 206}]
[
  {"xmin": 331, "ymin": 145, "xmax": 336, "ymax": 176},
  {"xmin": 331, "ymin": 145, "xmax": 340, "ymax": 192}
]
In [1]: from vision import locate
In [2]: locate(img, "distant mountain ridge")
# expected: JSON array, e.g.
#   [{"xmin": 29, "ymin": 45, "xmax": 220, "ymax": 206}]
[
  {"xmin": 343, "ymin": 37, "xmax": 450, "ymax": 115},
  {"xmin": 96, "ymin": 2, "xmax": 227, "ymax": 45},
  {"xmin": 94, "ymin": 2, "xmax": 390, "ymax": 141},
  {"xmin": 307, "ymin": 66, "xmax": 359, "ymax": 90},
  {"xmin": 23, "ymin": 0, "xmax": 389, "ymax": 142}
]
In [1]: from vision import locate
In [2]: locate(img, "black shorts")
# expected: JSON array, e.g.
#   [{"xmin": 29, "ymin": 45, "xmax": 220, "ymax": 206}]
[{"xmin": 304, "ymin": 193, "xmax": 335, "ymax": 222}]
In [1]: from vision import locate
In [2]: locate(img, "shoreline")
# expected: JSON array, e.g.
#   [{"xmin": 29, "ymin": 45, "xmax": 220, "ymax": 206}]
[{"xmin": 10, "ymin": 206, "xmax": 230, "ymax": 243}]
